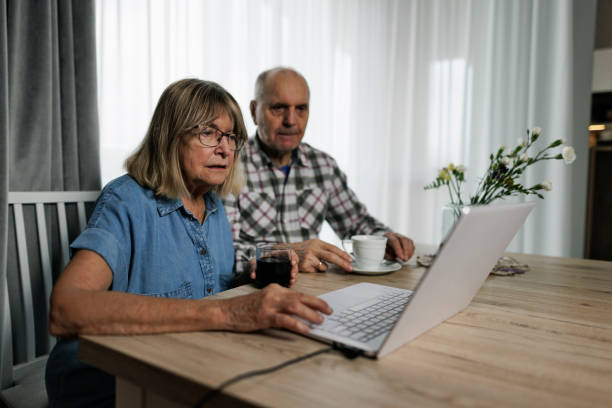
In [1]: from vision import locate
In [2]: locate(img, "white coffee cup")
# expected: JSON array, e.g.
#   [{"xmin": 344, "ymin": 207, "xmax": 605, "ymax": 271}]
[{"xmin": 342, "ymin": 235, "xmax": 387, "ymax": 267}]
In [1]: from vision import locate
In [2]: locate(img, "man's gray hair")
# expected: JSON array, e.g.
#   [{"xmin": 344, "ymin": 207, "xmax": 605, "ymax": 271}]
[{"xmin": 253, "ymin": 66, "xmax": 310, "ymax": 101}]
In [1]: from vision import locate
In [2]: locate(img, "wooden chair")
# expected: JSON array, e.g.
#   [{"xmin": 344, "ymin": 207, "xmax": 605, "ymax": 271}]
[{"xmin": 1, "ymin": 191, "xmax": 99, "ymax": 408}]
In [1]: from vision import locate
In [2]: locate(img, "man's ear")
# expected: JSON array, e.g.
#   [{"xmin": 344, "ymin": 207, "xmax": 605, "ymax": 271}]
[{"xmin": 249, "ymin": 100, "xmax": 258, "ymax": 125}]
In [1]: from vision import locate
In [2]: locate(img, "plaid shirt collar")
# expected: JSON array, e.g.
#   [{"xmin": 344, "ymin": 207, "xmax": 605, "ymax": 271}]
[{"xmin": 251, "ymin": 132, "xmax": 313, "ymax": 169}]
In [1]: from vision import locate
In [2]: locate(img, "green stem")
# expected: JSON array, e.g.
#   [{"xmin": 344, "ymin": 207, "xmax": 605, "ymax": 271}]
[
  {"xmin": 450, "ymin": 175, "xmax": 463, "ymax": 205},
  {"xmin": 474, "ymin": 167, "xmax": 491, "ymax": 197},
  {"xmin": 447, "ymin": 183, "xmax": 456, "ymax": 205}
]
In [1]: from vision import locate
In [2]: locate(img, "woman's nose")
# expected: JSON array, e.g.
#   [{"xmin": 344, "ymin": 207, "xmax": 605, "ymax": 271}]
[{"xmin": 215, "ymin": 136, "xmax": 231, "ymax": 155}]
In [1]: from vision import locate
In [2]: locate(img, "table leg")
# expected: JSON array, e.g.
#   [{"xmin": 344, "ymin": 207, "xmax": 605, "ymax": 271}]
[{"xmin": 116, "ymin": 377, "xmax": 189, "ymax": 408}]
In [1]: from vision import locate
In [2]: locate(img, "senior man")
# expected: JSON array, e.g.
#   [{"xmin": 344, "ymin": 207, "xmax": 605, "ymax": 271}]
[{"xmin": 224, "ymin": 67, "xmax": 414, "ymax": 274}]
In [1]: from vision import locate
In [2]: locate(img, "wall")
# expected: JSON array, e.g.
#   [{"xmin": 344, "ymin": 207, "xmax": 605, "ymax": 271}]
[
  {"xmin": 594, "ymin": 0, "xmax": 612, "ymax": 91},
  {"xmin": 596, "ymin": 0, "xmax": 612, "ymax": 48}
]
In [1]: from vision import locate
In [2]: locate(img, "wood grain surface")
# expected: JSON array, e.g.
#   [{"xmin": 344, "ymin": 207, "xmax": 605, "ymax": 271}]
[{"xmin": 79, "ymin": 249, "xmax": 612, "ymax": 407}]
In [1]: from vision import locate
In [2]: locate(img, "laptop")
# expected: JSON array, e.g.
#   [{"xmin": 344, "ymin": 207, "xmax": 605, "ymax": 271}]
[{"xmin": 304, "ymin": 202, "xmax": 535, "ymax": 358}]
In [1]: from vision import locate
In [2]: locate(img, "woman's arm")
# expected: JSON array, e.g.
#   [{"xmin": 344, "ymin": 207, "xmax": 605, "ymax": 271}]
[{"xmin": 49, "ymin": 249, "xmax": 329, "ymax": 337}]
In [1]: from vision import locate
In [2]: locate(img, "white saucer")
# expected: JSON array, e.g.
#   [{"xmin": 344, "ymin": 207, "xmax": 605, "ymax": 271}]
[{"xmin": 351, "ymin": 260, "xmax": 402, "ymax": 275}]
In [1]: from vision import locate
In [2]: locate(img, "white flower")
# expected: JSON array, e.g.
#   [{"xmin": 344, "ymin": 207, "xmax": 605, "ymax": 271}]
[
  {"xmin": 560, "ymin": 138, "xmax": 566, "ymax": 144},
  {"xmin": 541, "ymin": 181, "xmax": 552, "ymax": 191},
  {"xmin": 532, "ymin": 127, "xmax": 542, "ymax": 136},
  {"xmin": 520, "ymin": 153, "xmax": 528, "ymax": 162},
  {"xmin": 501, "ymin": 156, "xmax": 511, "ymax": 166},
  {"xmin": 562, "ymin": 146, "xmax": 576, "ymax": 164},
  {"xmin": 456, "ymin": 164, "xmax": 466, "ymax": 173},
  {"xmin": 517, "ymin": 137, "xmax": 527, "ymax": 147}
]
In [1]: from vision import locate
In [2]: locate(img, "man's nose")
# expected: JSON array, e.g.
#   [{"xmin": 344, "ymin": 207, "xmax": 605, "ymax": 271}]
[{"xmin": 283, "ymin": 107, "xmax": 296, "ymax": 126}]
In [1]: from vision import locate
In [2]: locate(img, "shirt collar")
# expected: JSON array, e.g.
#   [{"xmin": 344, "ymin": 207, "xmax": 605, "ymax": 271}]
[
  {"xmin": 251, "ymin": 131, "xmax": 311, "ymax": 168},
  {"xmin": 156, "ymin": 191, "xmax": 218, "ymax": 217},
  {"xmin": 204, "ymin": 191, "xmax": 219, "ymax": 213}
]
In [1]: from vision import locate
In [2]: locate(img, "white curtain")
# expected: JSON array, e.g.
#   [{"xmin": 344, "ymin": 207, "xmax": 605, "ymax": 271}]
[{"xmin": 95, "ymin": 0, "xmax": 595, "ymax": 258}]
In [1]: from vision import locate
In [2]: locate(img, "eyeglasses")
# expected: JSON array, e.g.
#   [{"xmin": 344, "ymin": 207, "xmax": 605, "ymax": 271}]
[{"xmin": 193, "ymin": 125, "xmax": 244, "ymax": 151}]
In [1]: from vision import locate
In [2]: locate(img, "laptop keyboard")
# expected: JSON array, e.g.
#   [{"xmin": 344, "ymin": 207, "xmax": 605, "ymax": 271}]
[{"xmin": 314, "ymin": 288, "xmax": 412, "ymax": 343}]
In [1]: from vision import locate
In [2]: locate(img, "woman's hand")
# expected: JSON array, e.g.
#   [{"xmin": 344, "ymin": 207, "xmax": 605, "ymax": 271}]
[
  {"xmin": 249, "ymin": 249, "xmax": 299, "ymax": 287},
  {"xmin": 221, "ymin": 284, "xmax": 332, "ymax": 334}
]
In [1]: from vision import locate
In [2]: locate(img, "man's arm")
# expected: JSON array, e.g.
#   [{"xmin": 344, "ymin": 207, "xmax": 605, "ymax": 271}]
[
  {"xmin": 282, "ymin": 159, "xmax": 414, "ymax": 271},
  {"xmin": 325, "ymin": 161, "xmax": 414, "ymax": 262}
]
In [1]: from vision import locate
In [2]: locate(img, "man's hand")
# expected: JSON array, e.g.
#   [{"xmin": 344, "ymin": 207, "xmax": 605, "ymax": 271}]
[
  {"xmin": 222, "ymin": 284, "xmax": 333, "ymax": 334},
  {"xmin": 383, "ymin": 232, "xmax": 415, "ymax": 262},
  {"xmin": 289, "ymin": 239, "xmax": 353, "ymax": 273}
]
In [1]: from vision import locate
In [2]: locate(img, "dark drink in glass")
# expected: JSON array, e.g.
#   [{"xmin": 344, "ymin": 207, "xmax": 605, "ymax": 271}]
[
  {"xmin": 255, "ymin": 258, "xmax": 291, "ymax": 287},
  {"xmin": 255, "ymin": 243, "xmax": 291, "ymax": 288}
]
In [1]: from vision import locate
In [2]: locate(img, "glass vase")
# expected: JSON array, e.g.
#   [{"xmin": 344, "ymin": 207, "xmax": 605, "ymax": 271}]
[{"xmin": 441, "ymin": 203, "xmax": 465, "ymax": 243}]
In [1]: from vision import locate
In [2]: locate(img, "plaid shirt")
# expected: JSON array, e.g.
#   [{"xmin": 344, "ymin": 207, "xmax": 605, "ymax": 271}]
[{"xmin": 223, "ymin": 136, "xmax": 391, "ymax": 274}]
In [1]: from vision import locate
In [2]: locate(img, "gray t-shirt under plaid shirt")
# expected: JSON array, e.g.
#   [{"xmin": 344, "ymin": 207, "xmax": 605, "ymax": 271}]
[{"xmin": 223, "ymin": 136, "xmax": 391, "ymax": 274}]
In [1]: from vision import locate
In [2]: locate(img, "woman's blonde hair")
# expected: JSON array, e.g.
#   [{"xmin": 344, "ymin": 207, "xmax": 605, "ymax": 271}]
[{"xmin": 125, "ymin": 79, "xmax": 247, "ymax": 198}]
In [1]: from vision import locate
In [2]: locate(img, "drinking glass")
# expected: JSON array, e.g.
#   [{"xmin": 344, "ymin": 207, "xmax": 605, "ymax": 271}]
[{"xmin": 255, "ymin": 243, "xmax": 291, "ymax": 288}]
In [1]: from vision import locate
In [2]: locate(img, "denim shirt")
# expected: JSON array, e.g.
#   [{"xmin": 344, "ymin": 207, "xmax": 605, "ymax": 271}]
[
  {"xmin": 45, "ymin": 174, "xmax": 235, "ymax": 407},
  {"xmin": 73, "ymin": 174, "xmax": 235, "ymax": 295}
]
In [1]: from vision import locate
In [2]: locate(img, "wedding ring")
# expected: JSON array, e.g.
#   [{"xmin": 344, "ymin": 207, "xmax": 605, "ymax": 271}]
[{"xmin": 318, "ymin": 260, "xmax": 323, "ymax": 267}]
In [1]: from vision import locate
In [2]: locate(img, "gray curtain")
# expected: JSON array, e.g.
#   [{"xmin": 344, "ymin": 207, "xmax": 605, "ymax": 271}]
[
  {"xmin": 1, "ymin": 0, "xmax": 10, "ymax": 391},
  {"xmin": 1, "ymin": 0, "xmax": 100, "ymax": 388}
]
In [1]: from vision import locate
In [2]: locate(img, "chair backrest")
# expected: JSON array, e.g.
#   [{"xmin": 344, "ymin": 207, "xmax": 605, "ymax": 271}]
[{"xmin": 1, "ymin": 191, "xmax": 99, "ymax": 389}]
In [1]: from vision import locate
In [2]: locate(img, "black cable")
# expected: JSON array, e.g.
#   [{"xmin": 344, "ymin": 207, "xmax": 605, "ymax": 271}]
[
  {"xmin": 193, "ymin": 347, "xmax": 331, "ymax": 407},
  {"xmin": 193, "ymin": 344, "xmax": 363, "ymax": 407}
]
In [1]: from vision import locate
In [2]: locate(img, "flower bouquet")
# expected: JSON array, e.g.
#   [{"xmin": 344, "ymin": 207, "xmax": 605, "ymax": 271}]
[
  {"xmin": 426, "ymin": 127, "xmax": 576, "ymax": 216},
  {"xmin": 422, "ymin": 127, "xmax": 576, "ymax": 275}
]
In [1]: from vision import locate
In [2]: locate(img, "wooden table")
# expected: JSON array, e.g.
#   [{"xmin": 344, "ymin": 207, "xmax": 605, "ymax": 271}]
[{"xmin": 79, "ymin": 250, "xmax": 612, "ymax": 407}]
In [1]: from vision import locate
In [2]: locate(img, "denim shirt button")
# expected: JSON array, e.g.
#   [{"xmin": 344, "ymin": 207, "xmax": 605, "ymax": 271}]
[
  {"xmin": 207, "ymin": 287, "xmax": 212, "ymax": 293},
  {"xmin": 200, "ymin": 248, "xmax": 207, "ymax": 255}
]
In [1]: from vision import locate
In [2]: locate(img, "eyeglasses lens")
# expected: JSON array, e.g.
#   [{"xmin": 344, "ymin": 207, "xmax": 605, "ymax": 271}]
[{"xmin": 198, "ymin": 127, "xmax": 240, "ymax": 150}]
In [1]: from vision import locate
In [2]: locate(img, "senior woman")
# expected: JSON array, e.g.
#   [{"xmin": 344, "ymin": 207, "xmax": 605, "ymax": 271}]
[{"xmin": 44, "ymin": 79, "xmax": 331, "ymax": 407}]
